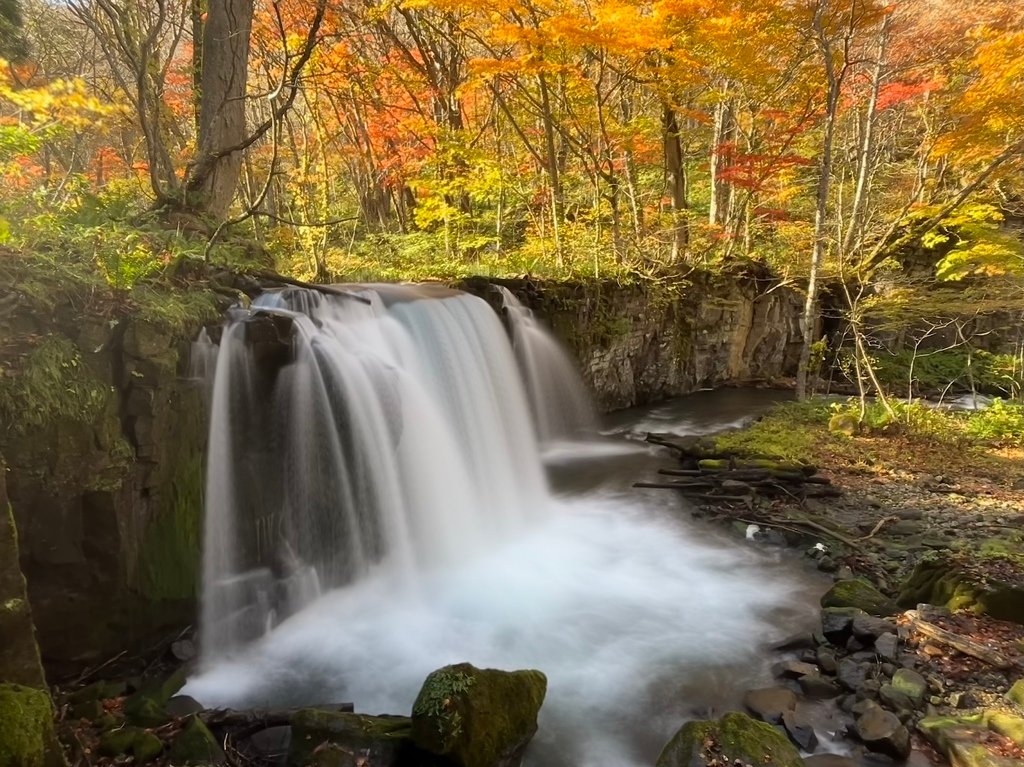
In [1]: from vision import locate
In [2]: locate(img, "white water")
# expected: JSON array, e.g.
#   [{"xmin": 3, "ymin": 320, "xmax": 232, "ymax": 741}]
[{"xmin": 188, "ymin": 286, "xmax": 823, "ymax": 766}]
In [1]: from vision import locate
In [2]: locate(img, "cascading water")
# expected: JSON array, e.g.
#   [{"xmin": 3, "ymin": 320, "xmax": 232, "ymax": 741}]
[
  {"xmin": 496, "ymin": 286, "xmax": 597, "ymax": 441},
  {"xmin": 186, "ymin": 284, "xmax": 824, "ymax": 767}
]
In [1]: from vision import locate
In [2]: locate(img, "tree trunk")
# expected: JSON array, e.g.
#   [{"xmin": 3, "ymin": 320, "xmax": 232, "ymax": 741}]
[
  {"xmin": 186, "ymin": 0, "xmax": 255, "ymax": 218},
  {"xmin": 663, "ymin": 102, "xmax": 689, "ymax": 258}
]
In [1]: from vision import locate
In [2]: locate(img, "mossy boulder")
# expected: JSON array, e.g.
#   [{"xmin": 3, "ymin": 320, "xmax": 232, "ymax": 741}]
[
  {"xmin": 828, "ymin": 413, "xmax": 858, "ymax": 436},
  {"xmin": 124, "ymin": 666, "xmax": 188, "ymax": 726},
  {"xmin": 167, "ymin": 716, "xmax": 224, "ymax": 765},
  {"xmin": 821, "ymin": 579, "xmax": 898, "ymax": 617},
  {"xmin": 410, "ymin": 663, "xmax": 547, "ymax": 767},
  {"xmin": 919, "ymin": 713, "xmax": 1021, "ymax": 767},
  {"xmin": 287, "ymin": 711, "xmax": 416, "ymax": 767},
  {"xmin": 0, "ymin": 684, "xmax": 64, "ymax": 767},
  {"xmin": 657, "ymin": 711, "xmax": 804, "ymax": 767},
  {"xmin": 1007, "ymin": 679, "xmax": 1024, "ymax": 707},
  {"xmin": 899, "ymin": 557, "xmax": 1024, "ymax": 625}
]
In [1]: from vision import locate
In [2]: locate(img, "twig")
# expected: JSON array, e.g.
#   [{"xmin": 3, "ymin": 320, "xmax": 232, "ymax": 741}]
[{"xmin": 858, "ymin": 515, "xmax": 897, "ymax": 541}]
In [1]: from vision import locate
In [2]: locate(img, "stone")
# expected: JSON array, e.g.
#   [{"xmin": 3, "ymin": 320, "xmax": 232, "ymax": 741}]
[
  {"xmin": 165, "ymin": 694, "xmax": 204, "ymax": 719},
  {"xmin": 878, "ymin": 684, "xmax": 914, "ymax": 714},
  {"xmin": 891, "ymin": 668, "xmax": 928, "ymax": 703},
  {"xmin": 821, "ymin": 608, "xmax": 857, "ymax": 645},
  {"xmin": 124, "ymin": 667, "xmax": 189, "ymax": 726},
  {"xmin": 875, "ymin": 632, "xmax": 899, "ymax": 662},
  {"xmin": 855, "ymin": 706, "xmax": 911, "ymax": 759},
  {"xmin": 743, "ymin": 687, "xmax": 797, "ymax": 725},
  {"xmin": 804, "ymin": 755, "xmax": 856, "ymax": 767},
  {"xmin": 781, "ymin": 710, "xmax": 818, "ymax": 751},
  {"xmin": 168, "ymin": 716, "xmax": 225, "ymax": 765},
  {"xmin": 288, "ymin": 711, "xmax": 413, "ymax": 767},
  {"xmin": 0, "ymin": 684, "xmax": 63, "ymax": 767},
  {"xmin": 773, "ymin": 633, "xmax": 816, "ymax": 652},
  {"xmin": 988, "ymin": 712, "xmax": 1024, "ymax": 747},
  {"xmin": 657, "ymin": 711, "xmax": 804, "ymax": 767},
  {"xmin": 69, "ymin": 698, "xmax": 104, "ymax": 720},
  {"xmin": 837, "ymin": 659, "xmax": 870, "ymax": 692},
  {"xmin": 798, "ymin": 676, "xmax": 842, "ymax": 700},
  {"xmin": 773, "ymin": 660, "xmax": 819, "ymax": 680},
  {"xmin": 821, "ymin": 579, "xmax": 899, "ymax": 617},
  {"xmin": 815, "ymin": 647, "xmax": 838, "ymax": 674},
  {"xmin": 171, "ymin": 639, "xmax": 197, "ymax": 662},
  {"xmin": 1007, "ymin": 679, "xmax": 1024, "ymax": 707},
  {"xmin": 829, "ymin": 413, "xmax": 858, "ymax": 436},
  {"xmin": 852, "ymin": 613, "xmax": 896, "ymax": 640},
  {"xmin": 919, "ymin": 714, "xmax": 1015, "ymax": 767},
  {"xmin": 410, "ymin": 663, "xmax": 547, "ymax": 767}
]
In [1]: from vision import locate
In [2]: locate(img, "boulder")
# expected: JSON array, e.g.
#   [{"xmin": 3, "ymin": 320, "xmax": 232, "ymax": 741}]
[
  {"xmin": 899, "ymin": 557, "xmax": 1024, "ymax": 625},
  {"xmin": 891, "ymin": 668, "xmax": 927, "ymax": 703},
  {"xmin": 657, "ymin": 711, "xmax": 804, "ymax": 767},
  {"xmin": 919, "ymin": 714, "xmax": 1022, "ymax": 767},
  {"xmin": 124, "ymin": 667, "xmax": 189, "ymax": 726},
  {"xmin": 851, "ymin": 613, "xmax": 896, "ymax": 641},
  {"xmin": 1007, "ymin": 679, "xmax": 1024, "ymax": 707},
  {"xmin": 743, "ymin": 687, "xmax": 797, "ymax": 725},
  {"xmin": 99, "ymin": 727, "xmax": 164, "ymax": 763},
  {"xmin": 875, "ymin": 633, "xmax": 899, "ymax": 662},
  {"xmin": 773, "ymin": 660, "xmax": 819, "ymax": 680},
  {"xmin": 410, "ymin": 663, "xmax": 547, "ymax": 767},
  {"xmin": 0, "ymin": 684, "xmax": 64, "ymax": 767},
  {"xmin": 836, "ymin": 659, "xmax": 870, "ymax": 692},
  {"xmin": 288, "ymin": 711, "xmax": 414, "ymax": 767},
  {"xmin": 805, "ymin": 755, "xmax": 856, "ymax": 767},
  {"xmin": 855, "ymin": 705, "xmax": 911, "ymax": 759},
  {"xmin": 820, "ymin": 608, "xmax": 857, "ymax": 646},
  {"xmin": 168, "ymin": 716, "xmax": 225, "ymax": 765},
  {"xmin": 799, "ymin": 675, "xmax": 841, "ymax": 699},
  {"xmin": 821, "ymin": 579, "xmax": 899, "ymax": 617},
  {"xmin": 782, "ymin": 709, "xmax": 819, "ymax": 751}
]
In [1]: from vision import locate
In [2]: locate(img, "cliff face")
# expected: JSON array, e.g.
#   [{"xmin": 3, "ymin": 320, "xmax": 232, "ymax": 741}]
[{"xmin": 460, "ymin": 269, "xmax": 808, "ymax": 411}]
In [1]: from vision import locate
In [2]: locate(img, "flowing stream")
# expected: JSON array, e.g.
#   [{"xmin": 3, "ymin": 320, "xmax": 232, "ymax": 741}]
[{"xmin": 184, "ymin": 285, "xmax": 825, "ymax": 767}]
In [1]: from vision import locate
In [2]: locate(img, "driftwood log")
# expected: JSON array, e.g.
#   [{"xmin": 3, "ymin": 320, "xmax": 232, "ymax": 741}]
[{"xmin": 904, "ymin": 610, "xmax": 1016, "ymax": 669}]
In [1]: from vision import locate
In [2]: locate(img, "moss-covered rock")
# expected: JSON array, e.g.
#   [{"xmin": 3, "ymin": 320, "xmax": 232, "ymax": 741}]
[
  {"xmin": 98, "ymin": 726, "xmax": 163, "ymax": 762},
  {"xmin": 987, "ymin": 712, "xmax": 1024, "ymax": 748},
  {"xmin": 167, "ymin": 716, "xmax": 224, "ymax": 765},
  {"xmin": 410, "ymin": 663, "xmax": 547, "ymax": 767},
  {"xmin": 657, "ymin": 711, "xmax": 804, "ymax": 767},
  {"xmin": 123, "ymin": 666, "xmax": 188, "ymax": 726},
  {"xmin": 821, "ymin": 579, "xmax": 898, "ymax": 617},
  {"xmin": 899, "ymin": 557, "xmax": 1024, "ymax": 625},
  {"xmin": 919, "ymin": 713, "xmax": 1023, "ymax": 767},
  {"xmin": 287, "ymin": 710, "xmax": 415, "ymax": 767},
  {"xmin": 0, "ymin": 684, "xmax": 63, "ymax": 767},
  {"xmin": 1007, "ymin": 679, "xmax": 1024, "ymax": 707}
]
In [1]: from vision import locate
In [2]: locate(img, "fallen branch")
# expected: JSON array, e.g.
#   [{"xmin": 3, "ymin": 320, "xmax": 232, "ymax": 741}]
[
  {"xmin": 201, "ymin": 702, "xmax": 355, "ymax": 729},
  {"xmin": 904, "ymin": 611, "xmax": 1014, "ymax": 669},
  {"xmin": 858, "ymin": 515, "xmax": 898, "ymax": 542}
]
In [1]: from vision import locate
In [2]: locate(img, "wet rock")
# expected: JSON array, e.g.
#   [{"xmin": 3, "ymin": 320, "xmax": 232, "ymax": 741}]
[
  {"xmin": 410, "ymin": 663, "xmax": 547, "ymax": 767},
  {"xmin": 891, "ymin": 669, "xmax": 927, "ymax": 703},
  {"xmin": 781, "ymin": 710, "xmax": 818, "ymax": 751},
  {"xmin": 837, "ymin": 659, "xmax": 870, "ymax": 692},
  {"xmin": 773, "ymin": 633, "xmax": 817, "ymax": 652},
  {"xmin": 821, "ymin": 579, "xmax": 899, "ymax": 617},
  {"xmin": 878, "ymin": 684, "xmax": 914, "ymax": 714},
  {"xmin": 855, "ymin": 706, "xmax": 911, "ymax": 759},
  {"xmin": 804, "ymin": 755, "xmax": 856, "ymax": 767},
  {"xmin": 875, "ymin": 632, "xmax": 899, "ymax": 662},
  {"xmin": 168, "ymin": 716, "xmax": 225, "ymax": 765},
  {"xmin": 815, "ymin": 648, "xmax": 838, "ymax": 674},
  {"xmin": 171, "ymin": 639, "xmax": 197, "ymax": 662},
  {"xmin": 821, "ymin": 608, "xmax": 857, "ymax": 645},
  {"xmin": 798, "ymin": 676, "xmax": 842, "ymax": 700},
  {"xmin": 852, "ymin": 613, "xmax": 896, "ymax": 641},
  {"xmin": 166, "ymin": 695, "xmax": 204, "ymax": 719},
  {"xmin": 657, "ymin": 711, "xmax": 803, "ymax": 767},
  {"xmin": 743, "ymin": 687, "xmax": 797, "ymax": 724},
  {"xmin": 773, "ymin": 660, "xmax": 819, "ymax": 680}
]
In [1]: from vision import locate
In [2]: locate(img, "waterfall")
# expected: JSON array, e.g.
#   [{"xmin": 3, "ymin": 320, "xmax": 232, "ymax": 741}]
[
  {"xmin": 199, "ymin": 285, "xmax": 551, "ymax": 661},
  {"xmin": 495, "ymin": 286, "xmax": 597, "ymax": 442}
]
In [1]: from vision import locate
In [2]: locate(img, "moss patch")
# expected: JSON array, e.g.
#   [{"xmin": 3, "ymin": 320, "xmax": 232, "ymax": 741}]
[
  {"xmin": 657, "ymin": 711, "xmax": 803, "ymax": 767},
  {"xmin": 822, "ymin": 578, "xmax": 899, "ymax": 617},
  {"xmin": 0, "ymin": 683, "xmax": 61, "ymax": 767}
]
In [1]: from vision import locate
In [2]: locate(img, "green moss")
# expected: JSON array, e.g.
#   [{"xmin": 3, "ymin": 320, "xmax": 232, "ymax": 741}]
[
  {"xmin": 0, "ymin": 683, "xmax": 58, "ymax": 767},
  {"xmin": 288, "ymin": 711, "xmax": 412, "ymax": 767},
  {"xmin": 657, "ymin": 711, "xmax": 803, "ymax": 767},
  {"xmin": 987, "ymin": 712, "xmax": 1024, "ymax": 747},
  {"xmin": 167, "ymin": 716, "xmax": 222, "ymax": 765},
  {"xmin": 821, "ymin": 578, "xmax": 899, "ymax": 617},
  {"xmin": 0, "ymin": 337, "xmax": 113, "ymax": 436},
  {"xmin": 411, "ymin": 663, "xmax": 547, "ymax": 767},
  {"xmin": 1007, "ymin": 680, "xmax": 1024, "ymax": 707},
  {"xmin": 713, "ymin": 400, "xmax": 833, "ymax": 464},
  {"xmin": 137, "ymin": 452, "xmax": 203, "ymax": 600}
]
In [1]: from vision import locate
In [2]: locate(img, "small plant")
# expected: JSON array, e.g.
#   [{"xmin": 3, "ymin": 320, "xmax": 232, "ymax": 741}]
[
  {"xmin": 965, "ymin": 399, "xmax": 1024, "ymax": 446},
  {"xmin": 412, "ymin": 669, "xmax": 476, "ymax": 739}
]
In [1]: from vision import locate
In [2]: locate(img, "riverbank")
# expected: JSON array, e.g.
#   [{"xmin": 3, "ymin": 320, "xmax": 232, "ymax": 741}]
[{"xmin": 640, "ymin": 396, "xmax": 1024, "ymax": 765}]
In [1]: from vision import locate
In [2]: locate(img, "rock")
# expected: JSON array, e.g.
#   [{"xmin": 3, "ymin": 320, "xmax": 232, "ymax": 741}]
[
  {"xmin": 855, "ymin": 706, "xmax": 911, "ymax": 759},
  {"xmin": 288, "ymin": 711, "xmax": 414, "ymax": 767},
  {"xmin": 875, "ymin": 632, "xmax": 899, "ymax": 662},
  {"xmin": 165, "ymin": 695, "xmax": 204, "ymax": 719},
  {"xmin": 821, "ymin": 608, "xmax": 857, "ymax": 645},
  {"xmin": 817, "ymin": 556, "xmax": 838, "ymax": 573},
  {"xmin": 171, "ymin": 639, "xmax": 197, "ymax": 662},
  {"xmin": 0, "ymin": 684, "xmax": 63, "ymax": 767},
  {"xmin": 168, "ymin": 716, "xmax": 225, "ymax": 765},
  {"xmin": 837, "ymin": 659, "xmax": 870, "ymax": 692},
  {"xmin": 99, "ymin": 726, "xmax": 163, "ymax": 762},
  {"xmin": 721, "ymin": 479, "xmax": 750, "ymax": 493},
  {"xmin": 773, "ymin": 632, "xmax": 817, "ymax": 652},
  {"xmin": 798, "ymin": 676, "xmax": 842, "ymax": 700},
  {"xmin": 950, "ymin": 691, "xmax": 982, "ymax": 709},
  {"xmin": 657, "ymin": 711, "xmax": 804, "ymax": 767},
  {"xmin": 67, "ymin": 680, "xmax": 126, "ymax": 704},
  {"xmin": 773, "ymin": 660, "xmax": 819, "ymax": 680},
  {"xmin": 821, "ymin": 579, "xmax": 899, "ymax": 617},
  {"xmin": 781, "ymin": 709, "xmax": 818, "ymax": 751},
  {"xmin": 851, "ymin": 613, "xmax": 896, "ymax": 640},
  {"xmin": 1007, "ymin": 679, "xmax": 1024, "ymax": 707},
  {"xmin": 124, "ymin": 666, "xmax": 188, "ymax": 726},
  {"xmin": 743, "ymin": 687, "xmax": 797, "ymax": 725},
  {"xmin": 891, "ymin": 668, "xmax": 927, "ymax": 703},
  {"xmin": 878, "ymin": 684, "xmax": 914, "ymax": 714},
  {"xmin": 988, "ymin": 712, "xmax": 1024, "ymax": 748},
  {"xmin": 815, "ymin": 647, "xmax": 838, "ymax": 674},
  {"xmin": 410, "ymin": 663, "xmax": 546, "ymax": 767},
  {"xmin": 69, "ymin": 697, "xmax": 104, "ymax": 720},
  {"xmin": 829, "ymin": 413, "xmax": 858, "ymax": 436},
  {"xmin": 919, "ymin": 714, "xmax": 1017, "ymax": 767}
]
